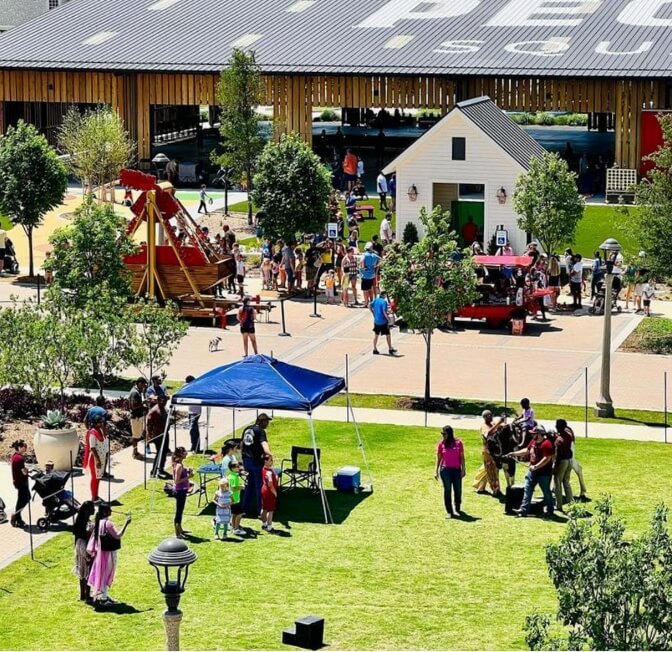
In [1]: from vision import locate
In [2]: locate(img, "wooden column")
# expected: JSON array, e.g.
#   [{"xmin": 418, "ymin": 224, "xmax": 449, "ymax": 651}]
[
  {"xmin": 0, "ymin": 101, "xmax": 5, "ymax": 135},
  {"xmin": 272, "ymin": 74, "xmax": 313, "ymax": 145},
  {"xmin": 614, "ymin": 80, "xmax": 645, "ymax": 171},
  {"xmin": 112, "ymin": 73, "xmax": 138, "ymax": 147},
  {"xmin": 136, "ymin": 73, "xmax": 152, "ymax": 162}
]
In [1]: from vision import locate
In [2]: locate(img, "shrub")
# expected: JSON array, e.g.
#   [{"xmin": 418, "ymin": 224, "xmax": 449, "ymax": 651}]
[
  {"xmin": 0, "ymin": 388, "xmax": 41, "ymax": 419},
  {"xmin": 320, "ymin": 108, "xmax": 338, "ymax": 122},
  {"xmin": 535, "ymin": 112, "xmax": 556, "ymax": 126},
  {"xmin": 402, "ymin": 222, "xmax": 419, "ymax": 246}
]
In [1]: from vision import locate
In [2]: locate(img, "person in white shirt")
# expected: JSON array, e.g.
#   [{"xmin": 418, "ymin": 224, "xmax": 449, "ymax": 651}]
[
  {"xmin": 376, "ymin": 172, "xmax": 388, "ymax": 210},
  {"xmin": 357, "ymin": 157, "xmax": 364, "ymax": 179},
  {"xmin": 642, "ymin": 282, "xmax": 655, "ymax": 317},
  {"xmin": 570, "ymin": 254, "xmax": 584, "ymax": 309},
  {"xmin": 235, "ymin": 254, "xmax": 246, "ymax": 297},
  {"xmin": 380, "ymin": 213, "xmax": 393, "ymax": 244}
]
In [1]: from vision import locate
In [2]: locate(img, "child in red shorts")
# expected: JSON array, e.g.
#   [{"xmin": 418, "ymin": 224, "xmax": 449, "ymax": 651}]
[{"xmin": 260, "ymin": 454, "xmax": 278, "ymax": 532}]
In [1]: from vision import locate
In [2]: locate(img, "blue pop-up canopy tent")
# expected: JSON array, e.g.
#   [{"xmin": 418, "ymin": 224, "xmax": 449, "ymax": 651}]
[
  {"xmin": 171, "ymin": 355, "xmax": 345, "ymax": 412},
  {"xmin": 165, "ymin": 355, "xmax": 368, "ymax": 524}
]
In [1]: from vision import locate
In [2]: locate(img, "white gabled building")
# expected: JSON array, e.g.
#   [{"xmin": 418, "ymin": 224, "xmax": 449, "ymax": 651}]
[{"xmin": 383, "ymin": 96, "xmax": 546, "ymax": 254}]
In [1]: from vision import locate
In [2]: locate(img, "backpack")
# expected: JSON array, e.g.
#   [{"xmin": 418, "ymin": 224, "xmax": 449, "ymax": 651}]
[{"xmin": 0, "ymin": 497, "xmax": 6, "ymax": 525}]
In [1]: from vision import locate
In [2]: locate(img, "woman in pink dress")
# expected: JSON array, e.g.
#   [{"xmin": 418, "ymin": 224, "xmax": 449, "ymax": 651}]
[{"xmin": 87, "ymin": 503, "xmax": 131, "ymax": 606}]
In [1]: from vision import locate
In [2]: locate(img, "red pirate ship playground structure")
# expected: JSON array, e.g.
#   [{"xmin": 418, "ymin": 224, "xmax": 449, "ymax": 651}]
[{"xmin": 120, "ymin": 168, "xmax": 235, "ymax": 320}]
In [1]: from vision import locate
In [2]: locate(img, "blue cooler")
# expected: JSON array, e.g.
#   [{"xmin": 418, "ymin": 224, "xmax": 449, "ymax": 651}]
[{"xmin": 333, "ymin": 466, "xmax": 361, "ymax": 492}]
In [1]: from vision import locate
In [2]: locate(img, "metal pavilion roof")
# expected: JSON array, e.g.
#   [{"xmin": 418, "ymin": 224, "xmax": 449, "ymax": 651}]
[{"xmin": 0, "ymin": 0, "xmax": 669, "ymax": 78}]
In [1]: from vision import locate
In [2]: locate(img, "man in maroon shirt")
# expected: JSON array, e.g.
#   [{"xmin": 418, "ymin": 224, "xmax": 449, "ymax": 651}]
[
  {"xmin": 10, "ymin": 439, "xmax": 29, "ymax": 528},
  {"xmin": 462, "ymin": 216, "xmax": 478, "ymax": 246},
  {"xmin": 508, "ymin": 427, "xmax": 555, "ymax": 517}
]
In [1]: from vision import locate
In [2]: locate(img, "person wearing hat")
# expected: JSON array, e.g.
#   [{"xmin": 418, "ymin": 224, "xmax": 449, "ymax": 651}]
[
  {"xmin": 241, "ymin": 413, "xmax": 273, "ymax": 517},
  {"xmin": 83, "ymin": 415, "xmax": 109, "ymax": 501},
  {"xmin": 148, "ymin": 395, "xmax": 171, "ymax": 479},
  {"xmin": 507, "ymin": 426, "xmax": 555, "ymax": 518},
  {"xmin": 360, "ymin": 242, "xmax": 380, "ymax": 308}
]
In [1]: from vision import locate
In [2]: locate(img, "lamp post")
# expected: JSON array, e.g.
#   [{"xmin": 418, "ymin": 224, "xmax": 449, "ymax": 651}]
[
  {"xmin": 595, "ymin": 237, "xmax": 622, "ymax": 418},
  {"xmin": 148, "ymin": 537, "xmax": 197, "ymax": 652},
  {"xmin": 152, "ymin": 153, "xmax": 170, "ymax": 181}
]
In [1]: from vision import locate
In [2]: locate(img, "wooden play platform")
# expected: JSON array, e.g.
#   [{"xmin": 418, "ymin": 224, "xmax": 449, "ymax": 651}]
[{"xmin": 121, "ymin": 169, "xmax": 235, "ymax": 318}]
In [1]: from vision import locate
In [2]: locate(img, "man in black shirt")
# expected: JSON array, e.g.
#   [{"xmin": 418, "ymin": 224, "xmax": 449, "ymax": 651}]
[
  {"xmin": 371, "ymin": 235, "xmax": 384, "ymax": 258},
  {"xmin": 241, "ymin": 413, "xmax": 273, "ymax": 517}
]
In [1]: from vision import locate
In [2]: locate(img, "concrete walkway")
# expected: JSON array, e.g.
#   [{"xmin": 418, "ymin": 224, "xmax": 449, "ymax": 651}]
[{"xmin": 1, "ymin": 404, "xmax": 669, "ymax": 571}]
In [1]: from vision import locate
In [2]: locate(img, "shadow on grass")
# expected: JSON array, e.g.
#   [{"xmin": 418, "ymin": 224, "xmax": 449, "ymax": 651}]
[
  {"xmin": 276, "ymin": 488, "xmax": 370, "ymax": 525},
  {"xmin": 94, "ymin": 602, "xmax": 150, "ymax": 615}
]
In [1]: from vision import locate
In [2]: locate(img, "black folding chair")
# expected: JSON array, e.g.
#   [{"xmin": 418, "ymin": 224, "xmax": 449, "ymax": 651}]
[{"xmin": 280, "ymin": 446, "xmax": 321, "ymax": 492}]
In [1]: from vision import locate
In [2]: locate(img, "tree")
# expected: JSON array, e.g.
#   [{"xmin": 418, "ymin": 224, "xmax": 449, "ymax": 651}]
[
  {"xmin": 525, "ymin": 497, "xmax": 672, "ymax": 651},
  {"xmin": 57, "ymin": 105, "xmax": 133, "ymax": 199},
  {"xmin": 45, "ymin": 195, "xmax": 136, "ymax": 308},
  {"xmin": 513, "ymin": 152, "xmax": 585, "ymax": 255},
  {"xmin": 382, "ymin": 207, "xmax": 479, "ymax": 406},
  {"xmin": 214, "ymin": 49, "xmax": 265, "ymax": 224},
  {"xmin": 252, "ymin": 133, "xmax": 332, "ymax": 242},
  {"xmin": 0, "ymin": 120, "xmax": 68, "ymax": 277},
  {"xmin": 631, "ymin": 114, "xmax": 672, "ymax": 276},
  {"xmin": 70, "ymin": 289, "xmax": 134, "ymax": 396},
  {"xmin": 126, "ymin": 297, "xmax": 189, "ymax": 380}
]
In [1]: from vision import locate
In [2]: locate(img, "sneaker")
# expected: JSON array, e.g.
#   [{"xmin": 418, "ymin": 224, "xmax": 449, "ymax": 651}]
[
  {"xmin": 514, "ymin": 510, "xmax": 527, "ymax": 518},
  {"xmin": 266, "ymin": 525, "xmax": 275, "ymax": 532},
  {"xmin": 234, "ymin": 528, "xmax": 246, "ymax": 536},
  {"xmin": 445, "ymin": 513, "xmax": 453, "ymax": 520},
  {"xmin": 372, "ymin": 349, "xmax": 380, "ymax": 355},
  {"xmin": 389, "ymin": 348, "xmax": 398, "ymax": 355}
]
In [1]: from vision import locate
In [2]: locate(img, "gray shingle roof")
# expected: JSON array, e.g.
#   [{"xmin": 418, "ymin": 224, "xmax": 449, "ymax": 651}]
[
  {"xmin": 457, "ymin": 97, "xmax": 546, "ymax": 169},
  {"xmin": 0, "ymin": 0, "xmax": 668, "ymax": 77}
]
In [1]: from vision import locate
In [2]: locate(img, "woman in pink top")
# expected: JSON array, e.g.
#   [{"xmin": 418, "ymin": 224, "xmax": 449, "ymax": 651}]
[{"xmin": 434, "ymin": 426, "xmax": 466, "ymax": 519}]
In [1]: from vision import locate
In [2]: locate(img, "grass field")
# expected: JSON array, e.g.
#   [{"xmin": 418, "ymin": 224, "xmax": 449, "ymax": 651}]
[
  {"xmin": 327, "ymin": 393, "xmax": 670, "ymax": 428},
  {"xmin": 1, "ymin": 418, "xmax": 671, "ymax": 650},
  {"xmin": 230, "ymin": 200, "xmax": 637, "ymax": 259},
  {"xmin": 0, "ymin": 214, "xmax": 13, "ymax": 231}
]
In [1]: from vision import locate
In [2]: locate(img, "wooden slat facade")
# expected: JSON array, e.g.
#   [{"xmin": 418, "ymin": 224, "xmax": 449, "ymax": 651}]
[{"xmin": 0, "ymin": 69, "xmax": 666, "ymax": 169}]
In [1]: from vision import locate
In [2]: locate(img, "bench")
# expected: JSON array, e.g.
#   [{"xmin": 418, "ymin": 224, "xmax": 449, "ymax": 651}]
[{"xmin": 356, "ymin": 204, "xmax": 375, "ymax": 219}]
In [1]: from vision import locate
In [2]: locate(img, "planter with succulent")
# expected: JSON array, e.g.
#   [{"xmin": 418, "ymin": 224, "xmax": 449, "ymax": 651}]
[{"xmin": 33, "ymin": 410, "xmax": 80, "ymax": 471}]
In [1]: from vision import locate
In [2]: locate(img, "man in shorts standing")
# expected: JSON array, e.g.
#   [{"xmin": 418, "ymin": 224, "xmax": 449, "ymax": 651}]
[
  {"xmin": 360, "ymin": 242, "xmax": 380, "ymax": 308},
  {"xmin": 129, "ymin": 378, "xmax": 148, "ymax": 461},
  {"xmin": 370, "ymin": 291, "xmax": 397, "ymax": 356}
]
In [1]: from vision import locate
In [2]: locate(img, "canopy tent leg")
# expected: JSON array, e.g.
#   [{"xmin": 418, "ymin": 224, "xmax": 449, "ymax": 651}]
[
  {"xmin": 146, "ymin": 404, "xmax": 175, "ymax": 513},
  {"xmin": 309, "ymin": 413, "xmax": 332, "ymax": 525},
  {"xmin": 206, "ymin": 406, "xmax": 210, "ymax": 453},
  {"xmin": 348, "ymin": 403, "xmax": 373, "ymax": 490}
]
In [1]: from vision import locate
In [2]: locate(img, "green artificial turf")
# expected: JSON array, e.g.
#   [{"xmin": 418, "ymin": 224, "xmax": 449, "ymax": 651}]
[
  {"xmin": 327, "ymin": 393, "xmax": 670, "ymax": 428},
  {"xmin": 565, "ymin": 204, "xmax": 639, "ymax": 259},
  {"xmin": 1, "ymin": 418, "xmax": 672, "ymax": 650}
]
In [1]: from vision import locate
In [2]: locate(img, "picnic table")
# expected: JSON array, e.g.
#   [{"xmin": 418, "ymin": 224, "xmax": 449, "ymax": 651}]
[{"xmin": 356, "ymin": 204, "xmax": 375, "ymax": 219}]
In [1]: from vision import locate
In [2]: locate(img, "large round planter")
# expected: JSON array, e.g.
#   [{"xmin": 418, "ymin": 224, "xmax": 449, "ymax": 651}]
[{"xmin": 33, "ymin": 427, "xmax": 80, "ymax": 471}]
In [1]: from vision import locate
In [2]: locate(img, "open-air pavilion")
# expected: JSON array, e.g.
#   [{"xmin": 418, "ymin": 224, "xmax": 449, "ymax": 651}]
[{"xmin": 0, "ymin": 0, "xmax": 668, "ymax": 171}]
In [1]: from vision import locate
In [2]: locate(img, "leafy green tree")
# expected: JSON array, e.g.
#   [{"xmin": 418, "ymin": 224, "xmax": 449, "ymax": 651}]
[
  {"xmin": 58, "ymin": 105, "xmax": 133, "ymax": 199},
  {"xmin": 69, "ymin": 289, "xmax": 134, "ymax": 396},
  {"xmin": 525, "ymin": 497, "xmax": 672, "ymax": 651},
  {"xmin": 127, "ymin": 297, "xmax": 188, "ymax": 380},
  {"xmin": 631, "ymin": 114, "xmax": 672, "ymax": 276},
  {"xmin": 513, "ymin": 152, "xmax": 585, "ymax": 255},
  {"xmin": 46, "ymin": 195, "xmax": 136, "ymax": 307},
  {"xmin": 214, "ymin": 49, "xmax": 265, "ymax": 225},
  {"xmin": 382, "ymin": 207, "xmax": 478, "ymax": 406},
  {"xmin": 0, "ymin": 120, "xmax": 68, "ymax": 277},
  {"xmin": 252, "ymin": 133, "xmax": 332, "ymax": 242}
]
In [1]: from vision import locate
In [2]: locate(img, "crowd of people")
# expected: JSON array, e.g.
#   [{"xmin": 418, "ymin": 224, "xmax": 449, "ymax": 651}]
[{"xmin": 434, "ymin": 398, "xmax": 588, "ymax": 520}]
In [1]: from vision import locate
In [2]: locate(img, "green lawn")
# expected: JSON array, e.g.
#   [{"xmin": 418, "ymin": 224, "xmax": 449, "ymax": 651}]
[
  {"xmin": 0, "ymin": 214, "xmax": 13, "ymax": 231},
  {"xmin": 1, "ymin": 418, "xmax": 672, "ymax": 650},
  {"xmin": 328, "ymin": 393, "xmax": 670, "ymax": 428},
  {"xmin": 566, "ymin": 204, "xmax": 639, "ymax": 259},
  {"xmin": 622, "ymin": 317, "xmax": 672, "ymax": 355}
]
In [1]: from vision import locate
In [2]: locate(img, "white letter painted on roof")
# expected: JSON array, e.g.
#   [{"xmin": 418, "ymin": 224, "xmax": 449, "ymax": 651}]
[
  {"xmin": 434, "ymin": 40, "xmax": 483, "ymax": 54},
  {"xmin": 487, "ymin": 0, "xmax": 600, "ymax": 27},
  {"xmin": 595, "ymin": 41, "xmax": 654, "ymax": 55},
  {"xmin": 356, "ymin": 0, "xmax": 480, "ymax": 29},
  {"xmin": 618, "ymin": 0, "xmax": 672, "ymax": 25},
  {"xmin": 504, "ymin": 37, "xmax": 570, "ymax": 56}
]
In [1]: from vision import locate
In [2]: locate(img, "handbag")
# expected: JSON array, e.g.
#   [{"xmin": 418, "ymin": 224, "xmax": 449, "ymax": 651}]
[
  {"xmin": 99, "ymin": 521, "xmax": 122, "ymax": 551},
  {"xmin": 386, "ymin": 311, "xmax": 397, "ymax": 327}
]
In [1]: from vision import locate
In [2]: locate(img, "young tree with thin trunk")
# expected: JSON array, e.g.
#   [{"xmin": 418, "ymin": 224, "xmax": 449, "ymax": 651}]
[
  {"xmin": 58, "ymin": 105, "xmax": 133, "ymax": 200},
  {"xmin": 513, "ymin": 152, "xmax": 585, "ymax": 255},
  {"xmin": 0, "ymin": 121, "xmax": 68, "ymax": 278},
  {"xmin": 382, "ymin": 207, "xmax": 479, "ymax": 407},
  {"xmin": 213, "ymin": 49, "xmax": 265, "ymax": 225}
]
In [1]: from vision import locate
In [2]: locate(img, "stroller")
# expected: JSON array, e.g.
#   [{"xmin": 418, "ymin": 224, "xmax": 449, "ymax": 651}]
[
  {"xmin": 31, "ymin": 470, "xmax": 80, "ymax": 531},
  {"xmin": 3, "ymin": 238, "xmax": 19, "ymax": 275},
  {"xmin": 589, "ymin": 276, "xmax": 622, "ymax": 316}
]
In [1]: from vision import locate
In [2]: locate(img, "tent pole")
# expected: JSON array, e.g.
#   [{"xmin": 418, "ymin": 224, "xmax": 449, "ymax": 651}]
[
  {"xmin": 345, "ymin": 354, "xmax": 350, "ymax": 424},
  {"xmin": 309, "ymin": 413, "xmax": 332, "ymax": 525},
  {"xmin": 154, "ymin": 405, "xmax": 174, "ymax": 479},
  {"xmin": 348, "ymin": 402, "xmax": 373, "ymax": 489},
  {"xmin": 233, "ymin": 409, "xmax": 236, "ymax": 437},
  {"xmin": 206, "ymin": 406, "xmax": 210, "ymax": 454}
]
